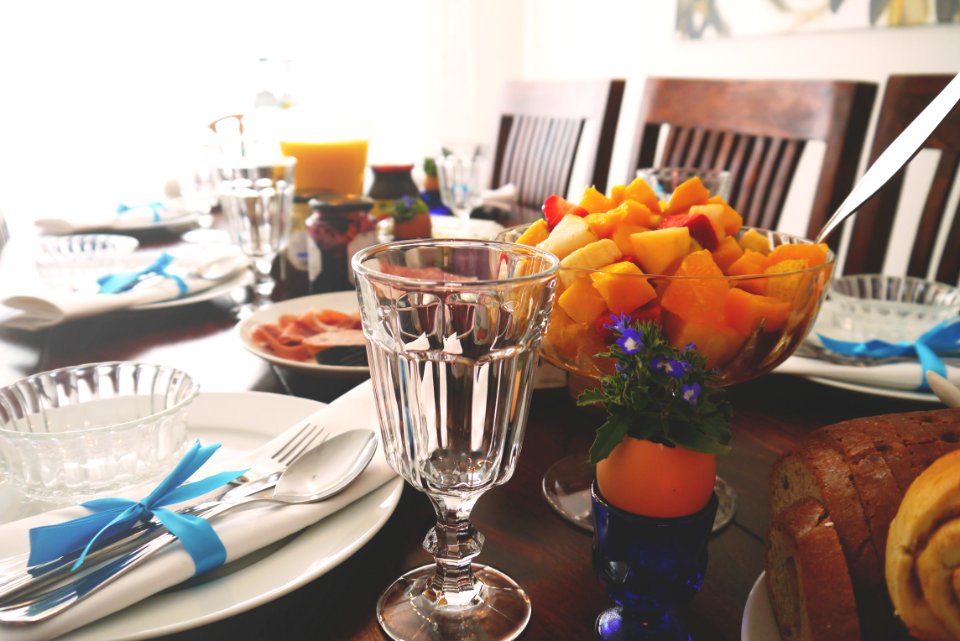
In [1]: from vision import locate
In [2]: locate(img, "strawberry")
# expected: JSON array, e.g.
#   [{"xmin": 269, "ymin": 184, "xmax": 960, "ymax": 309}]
[{"xmin": 542, "ymin": 194, "xmax": 588, "ymax": 230}]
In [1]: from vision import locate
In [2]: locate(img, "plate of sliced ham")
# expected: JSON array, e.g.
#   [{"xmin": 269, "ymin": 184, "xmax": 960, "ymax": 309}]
[{"xmin": 237, "ymin": 290, "xmax": 369, "ymax": 376}]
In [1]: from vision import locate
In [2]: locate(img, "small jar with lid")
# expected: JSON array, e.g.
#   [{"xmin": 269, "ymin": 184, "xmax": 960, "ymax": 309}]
[{"xmin": 305, "ymin": 195, "xmax": 375, "ymax": 292}]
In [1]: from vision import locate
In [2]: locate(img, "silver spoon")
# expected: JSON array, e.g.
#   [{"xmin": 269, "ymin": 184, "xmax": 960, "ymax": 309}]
[
  {"xmin": 0, "ymin": 429, "xmax": 377, "ymax": 624},
  {"xmin": 927, "ymin": 371, "xmax": 960, "ymax": 408},
  {"xmin": 816, "ymin": 72, "xmax": 960, "ymax": 244}
]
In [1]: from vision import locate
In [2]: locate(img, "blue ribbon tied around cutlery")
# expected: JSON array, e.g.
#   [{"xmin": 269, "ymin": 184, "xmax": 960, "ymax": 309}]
[
  {"xmin": 97, "ymin": 252, "xmax": 189, "ymax": 298},
  {"xmin": 817, "ymin": 319, "xmax": 960, "ymax": 391},
  {"xmin": 28, "ymin": 441, "xmax": 247, "ymax": 575},
  {"xmin": 116, "ymin": 201, "xmax": 164, "ymax": 222}
]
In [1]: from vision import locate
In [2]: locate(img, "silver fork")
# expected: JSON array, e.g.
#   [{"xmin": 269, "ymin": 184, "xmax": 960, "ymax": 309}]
[
  {"xmin": 794, "ymin": 341, "xmax": 960, "ymax": 368},
  {"xmin": 0, "ymin": 423, "xmax": 326, "ymax": 605}
]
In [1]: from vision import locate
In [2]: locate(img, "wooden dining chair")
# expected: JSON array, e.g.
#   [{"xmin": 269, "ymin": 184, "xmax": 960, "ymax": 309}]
[
  {"xmin": 842, "ymin": 74, "xmax": 960, "ymax": 283},
  {"xmin": 491, "ymin": 78, "xmax": 625, "ymax": 210},
  {"xmin": 628, "ymin": 77, "xmax": 877, "ymax": 243}
]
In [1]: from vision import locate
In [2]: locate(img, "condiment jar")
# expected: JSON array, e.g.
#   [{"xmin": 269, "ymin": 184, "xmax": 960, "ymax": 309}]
[
  {"xmin": 305, "ymin": 195, "xmax": 375, "ymax": 292},
  {"xmin": 368, "ymin": 164, "xmax": 420, "ymax": 220}
]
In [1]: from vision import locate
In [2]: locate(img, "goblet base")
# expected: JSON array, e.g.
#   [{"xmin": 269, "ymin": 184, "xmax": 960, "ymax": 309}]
[
  {"xmin": 377, "ymin": 563, "xmax": 531, "ymax": 641},
  {"xmin": 542, "ymin": 455, "xmax": 737, "ymax": 533},
  {"xmin": 596, "ymin": 606, "xmax": 691, "ymax": 641}
]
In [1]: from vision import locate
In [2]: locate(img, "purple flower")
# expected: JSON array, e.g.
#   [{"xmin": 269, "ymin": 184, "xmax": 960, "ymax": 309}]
[
  {"xmin": 684, "ymin": 342, "xmax": 697, "ymax": 352},
  {"xmin": 681, "ymin": 382, "xmax": 701, "ymax": 405},
  {"xmin": 650, "ymin": 354, "xmax": 685, "ymax": 378},
  {"xmin": 615, "ymin": 361, "xmax": 629, "ymax": 375},
  {"xmin": 617, "ymin": 327, "xmax": 643, "ymax": 354}
]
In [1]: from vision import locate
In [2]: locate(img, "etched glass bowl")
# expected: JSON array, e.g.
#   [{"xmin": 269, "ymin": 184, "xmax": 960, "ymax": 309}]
[
  {"xmin": 825, "ymin": 274, "xmax": 960, "ymax": 344},
  {"xmin": 0, "ymin": 362, "xmax": 198, "ymax": 502}
]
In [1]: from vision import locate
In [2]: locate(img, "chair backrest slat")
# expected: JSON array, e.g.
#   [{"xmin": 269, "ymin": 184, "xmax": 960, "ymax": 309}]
[
  {"xmin": 843, "ymin": 74, "xmax": 960, "ymax": 282},
  {"xmin": 493, "ymin": 79, "xmax": 625, "ymax": 211},
  {"xmin": 631, "ymin": 77, "xmax": 876, "ymax": 243}
]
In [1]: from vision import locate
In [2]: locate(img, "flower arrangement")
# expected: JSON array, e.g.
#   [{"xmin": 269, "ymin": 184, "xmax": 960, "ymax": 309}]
[
  {"xmin": 581, "ymin": 315, "xmax": 732, "ymax": 462},
  {"xmin": 579, "ymin": 315, "xmax": 732, "ymax": 517},
  {"xmin": 388, "ymin": 194, "xmax": 429, "ymax": 223}
]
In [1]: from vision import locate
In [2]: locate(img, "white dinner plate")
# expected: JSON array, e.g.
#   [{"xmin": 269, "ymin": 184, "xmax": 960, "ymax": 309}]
[
  {"xmin": 429, "ymin": 214, "xmax": 505, "ymax": 239},
  {"xmin": 741, "ymin": 572, "xmax": 782, "ymax": 641},
  {"xmin": 804, "ymin": 376, "xmax": 940, "ymax": 403},
  {"xmin": 237, "ymin": 291, "xmax": 368, "ymax": 377},
  {"xmin": 36, "ymin": 391, "xmax": 402, "ymax": 641}
]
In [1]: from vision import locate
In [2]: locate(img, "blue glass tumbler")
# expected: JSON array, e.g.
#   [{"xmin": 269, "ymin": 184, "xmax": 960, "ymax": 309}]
[{"xmin": 591, "ymin": 482, "xmax": 718, "ymax": 640}]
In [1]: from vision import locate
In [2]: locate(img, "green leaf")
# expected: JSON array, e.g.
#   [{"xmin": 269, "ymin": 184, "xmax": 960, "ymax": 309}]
[
  {"xmin": 577, "ymin": 388, "xmax": 605, "ymax": 407},
  {"xmin": 588, "ymin": 414, "xmax": 630, "ymax": 464}
]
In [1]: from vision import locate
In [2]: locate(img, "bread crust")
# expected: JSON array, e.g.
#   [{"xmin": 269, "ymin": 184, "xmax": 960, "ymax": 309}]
[{"xmin": 766, "ymin": 497, "xmax": 860, "ymax": 641}]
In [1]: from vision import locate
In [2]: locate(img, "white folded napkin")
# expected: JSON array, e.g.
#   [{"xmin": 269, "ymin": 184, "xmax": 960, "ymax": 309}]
[
  {"xmin": 774, "ymin": 354, "xmax": 960, "ymax": 391},
  {"xmin": 35, "ymin": 201, "xmax": 194, "ymax": 235},
  {"xmin": 0, "ymin": 381, "xmax": 397, "ymax": 641},
  {"xmin": 0, "ymin": 247, "xmax": 249, "ymax": 330},
  {"xmin": 481, "ymin": 183, "xmax": 518, "ymax": 209}
]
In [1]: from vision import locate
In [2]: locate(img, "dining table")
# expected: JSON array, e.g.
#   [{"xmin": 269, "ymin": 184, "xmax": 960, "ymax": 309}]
[{"xmin": 0, "ymin": 209, "xmax": 941, "ymax": 641}]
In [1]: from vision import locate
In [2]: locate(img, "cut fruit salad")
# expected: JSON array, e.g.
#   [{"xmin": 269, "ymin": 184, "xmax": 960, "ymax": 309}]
[{"xmin": 515, "ymin": 176, "xmax": 834, "ymax": 383}]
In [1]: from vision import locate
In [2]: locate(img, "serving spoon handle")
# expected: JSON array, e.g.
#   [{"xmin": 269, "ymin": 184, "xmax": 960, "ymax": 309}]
[{"xmin": 816, "ymin": 72, "xmax": 960, "ymax": 244}]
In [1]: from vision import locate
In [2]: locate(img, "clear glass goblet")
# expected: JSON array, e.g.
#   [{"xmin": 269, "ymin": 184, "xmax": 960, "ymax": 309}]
[
  {"xmin": 217, "ymin": 156, "xmax": 296, "ymax": 316},
  {"xmin": 437, "ymin": 145, "xmax": 485, "ymax": 233},
  {"xmin": 353, "ymin": 238, "xmax": 560, "ymax": 641}
]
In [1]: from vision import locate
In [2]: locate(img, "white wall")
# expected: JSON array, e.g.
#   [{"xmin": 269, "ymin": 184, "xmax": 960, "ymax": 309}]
[{"xmin": 0, "ymin": 0, "xmax": 525, "ymax": 238}]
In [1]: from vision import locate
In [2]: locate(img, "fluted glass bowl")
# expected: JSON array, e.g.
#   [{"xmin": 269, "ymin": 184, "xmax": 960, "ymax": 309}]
[
  {"xmin": 35, "ymin": 234, "xmax": 140, "ymax": 291},
  {"xmin": 0, "ymin": 362, "xmax": 198, "ymax": 502},
  {"xmin": 825, "ymin": 274, "xmax": 960, "ymax": 344},
  {"xmin": 498, "ymin": 225, "xmax": 835, "ymax": 386}
]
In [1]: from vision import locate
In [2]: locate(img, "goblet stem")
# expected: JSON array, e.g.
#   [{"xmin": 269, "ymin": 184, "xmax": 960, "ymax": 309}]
[
  {"xmin": 249, "ymin": 256, "xmax": 275, "ymax": 307},
  {"xmin": 422, "ymin": 494, "xmax": 484, "ymax": 607}
]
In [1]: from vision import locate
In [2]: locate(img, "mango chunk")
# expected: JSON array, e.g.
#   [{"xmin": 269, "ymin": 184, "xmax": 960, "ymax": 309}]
[
  {"xmin": 660, "ymin": 250, "xmax": 729, "ymax": 325},
  {"xmin": 739, "ymin": 228, "xmax": 771, "ymax": 255},
  {"xmin": 579, "ymin": 186, "xmax": 615, "ymax": 214},
  {"xmin": 664, "ymin": 176, "xmax": 710, "ymax": 217},
  {"xmin": 712, "ymin": 236, "xmax": 745, "ymax": 272},
  {"xmin": 590, "ymin": 261, "xmax": 657, "ymax": 315},
  {"xmin": 767, "ymin": 243, "xmax": 830, "ymax": 268},
  {"xmin": 623, "ymin": 177, "xmax": 663, "ymax": 215},
  {"xmin": 558, "ymin": 277, "xmax": 608, "ymax": 324},
  {"xmin": 724, "ymin": 288, "xmax": 790, "ymax": 336},
  {"xmin": 664, "ymin": 313, "xmax": 745, "ymax": 370},
  {"xmin": 707, "ymin": 195, "xmax": 744, "ymax": 235},
  {"xmin": 516, "ymin": 219, "xmax": 549, "ymax": 246}
]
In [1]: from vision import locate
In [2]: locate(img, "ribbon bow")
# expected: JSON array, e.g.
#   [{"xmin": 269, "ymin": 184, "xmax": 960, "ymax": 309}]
[
  {"xmin": 28, "ymin": 441, "xmax": 247, "ymax": 575},
  {"xmin": 818, "ymin": 319, "xmax": 960, "ymax": 391},
  {"xmin": 97, "ymin": 252, "xmax": 189, "ymax": 298},
  {"xmin": 116, "ymin": 201, "xmax": 164, "ymax": 222}
]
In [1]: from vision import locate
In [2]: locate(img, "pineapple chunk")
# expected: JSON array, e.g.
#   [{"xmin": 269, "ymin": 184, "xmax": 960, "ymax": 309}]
[
  {"xmin": 559, "ymin": 239, "xmax": 623, "ymax": 287},
  {"xmin": 537, "ymin": 214, "xmax": 598, "ymax": 260}
]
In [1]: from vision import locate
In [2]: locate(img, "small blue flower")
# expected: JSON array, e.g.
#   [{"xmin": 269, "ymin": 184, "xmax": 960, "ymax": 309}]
[
  {"xmin": 681, "ymin": 382, "xmax": 701, "ymax": 405},
  {"xmin": 650, "ymin": 355, "xmax": 685, "ymax": 378},
  {"xmin": 684, "ymin": 342, "xmax": 697, "ymax": 352},
  {"xmin": 604, "ymin": 313, "xmax": 630, "ymax": 334},
  {"xmin": 615, "ymin": 361, "xmax": 629, "ymax": 375},
  {"xmin": 617, "ymin": 327, "xmax": 643, "ymax": 354}
]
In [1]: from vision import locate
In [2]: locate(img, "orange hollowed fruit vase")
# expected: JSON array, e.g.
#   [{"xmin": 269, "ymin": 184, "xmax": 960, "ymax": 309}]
[{"xmin": 596, "ymin": 437, "xmax": 716, "ymax": 518}]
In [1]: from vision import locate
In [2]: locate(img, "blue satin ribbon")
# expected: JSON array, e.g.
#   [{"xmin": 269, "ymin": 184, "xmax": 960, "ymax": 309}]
[
  {"xmin": 818, "ymin": 319, "xmax": 960, "ymax": 391},
  {"xmin": 116, "ymin": 201, "xmax": 164, "ymax": 222},
  {"xmin": 97, "ymin": 252, "xmax": 188, "ymax": 297},
  {"xmin": 28, "ymin": 441, "xmax": 247, "ymax": 575}
]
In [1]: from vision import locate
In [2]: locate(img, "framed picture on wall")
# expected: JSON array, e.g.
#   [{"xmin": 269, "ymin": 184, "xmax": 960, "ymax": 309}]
[{"xmin": 676, "ymin": 0, "xmax": 960, "ymax": 40}]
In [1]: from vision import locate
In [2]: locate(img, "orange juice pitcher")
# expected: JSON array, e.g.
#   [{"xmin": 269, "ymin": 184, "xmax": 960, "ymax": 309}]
[{"xmin": 279, "ymin": 139, "xmax": 368, "ymax": 196}]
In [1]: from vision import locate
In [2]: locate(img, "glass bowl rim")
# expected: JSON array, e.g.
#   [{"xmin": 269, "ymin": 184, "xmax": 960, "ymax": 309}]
[
  {"xmin": 0, "ymin": 361, "xmax": 200, "ymax": 438},
  {"xmin": 829, "ymin": 273, "xmax": 960, "ymax": 304},
  {"xmin": 499, "ymin": 223, "xmax": 835, "ymax": 282},
  {"xmin": 352, "ymin": 238, "xmax": 561, "ymax": 288}
]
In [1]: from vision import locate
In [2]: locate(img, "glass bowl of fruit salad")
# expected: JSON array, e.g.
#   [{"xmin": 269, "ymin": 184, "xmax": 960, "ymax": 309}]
[
  {"xmin": 498, "ymin": 175, "xmax": 835, "ymax": 532},
  {"xmin": 500, "ymin": 178, "xmax": 835, "ymax": 386}
]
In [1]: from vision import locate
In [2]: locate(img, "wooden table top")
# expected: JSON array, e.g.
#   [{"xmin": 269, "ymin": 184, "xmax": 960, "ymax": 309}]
[{"xmin": 0, "ymin": 217, "xmax": 938, "ymax": 641}]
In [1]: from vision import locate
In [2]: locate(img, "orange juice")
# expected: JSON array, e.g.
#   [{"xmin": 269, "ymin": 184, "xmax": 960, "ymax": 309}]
[{"xmin": 279, "ymin": 139, "xmax": 368, "ymax": 195}]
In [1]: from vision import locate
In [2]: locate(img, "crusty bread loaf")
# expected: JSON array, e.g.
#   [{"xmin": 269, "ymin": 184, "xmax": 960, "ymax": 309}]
[
  {"xmin": 765, "ymin": 497, "xmax": 860, "ymax": 641},
  {"xmin": 767, "ymin": 408, "xmax": 960, "ymax": 641}
]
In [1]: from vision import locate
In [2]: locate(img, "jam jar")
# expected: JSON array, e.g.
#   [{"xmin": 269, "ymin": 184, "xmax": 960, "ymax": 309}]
[{"xmin": 305, "ymin": 195, "xmax": 375, "ymax": 292}]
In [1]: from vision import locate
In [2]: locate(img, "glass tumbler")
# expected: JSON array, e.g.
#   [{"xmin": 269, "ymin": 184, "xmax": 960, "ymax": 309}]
[
  {"xmin": 217, "ymin": 156, "xmax": 296, "ymax": 315},
  {"xmin": 353, "ymin": 239, "xmax": 560, "ymax": 641}
]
